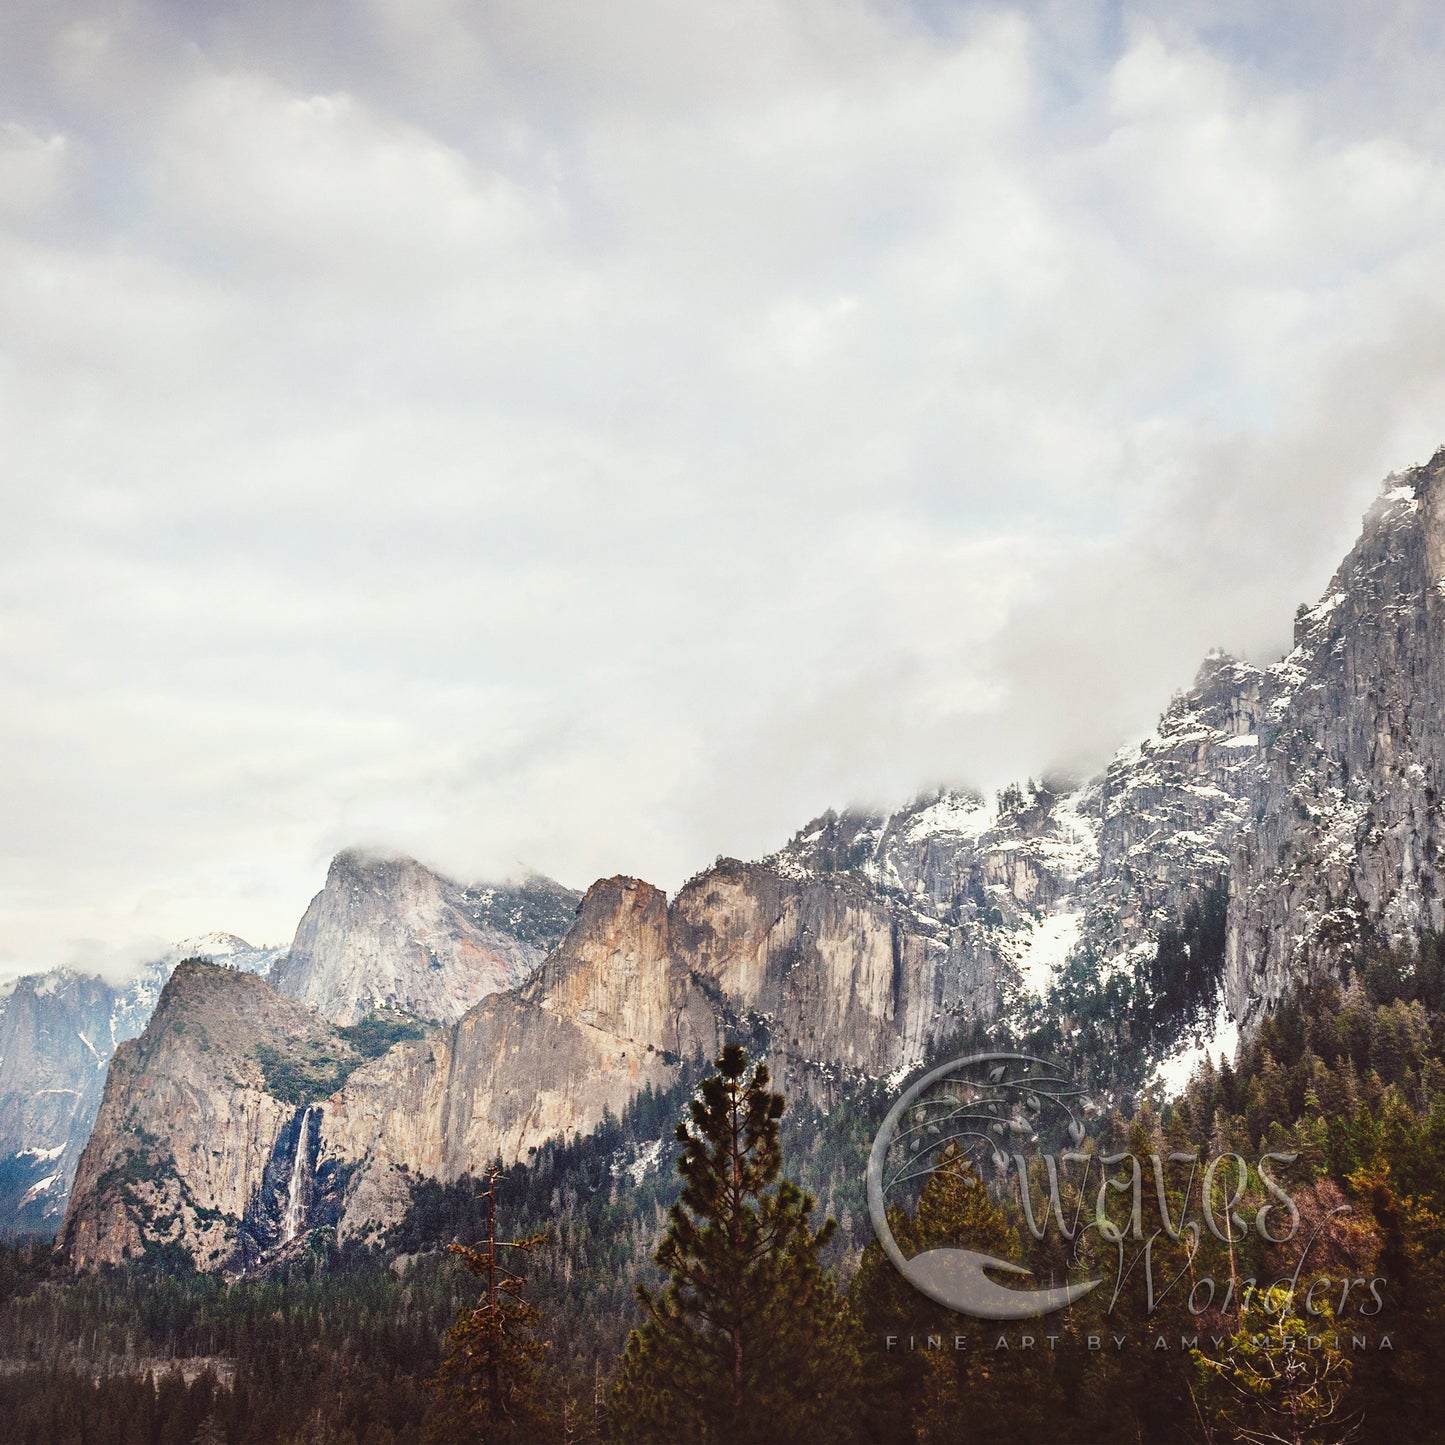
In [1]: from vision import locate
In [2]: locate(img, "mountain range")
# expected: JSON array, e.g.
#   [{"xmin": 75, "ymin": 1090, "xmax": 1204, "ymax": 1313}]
[
  {"xmin": 0, "ymin": 867, "xmax": 578, "ymax": 1237},
  {"xmin": 12, "ymin": 448, "xmax": 1445, "ymax": 1271}
]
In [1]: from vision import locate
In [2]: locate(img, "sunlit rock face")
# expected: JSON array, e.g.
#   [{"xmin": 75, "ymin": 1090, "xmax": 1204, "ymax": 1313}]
[
  {"xmin": 270, "ymin": 849, "xmax": 580, "ymax": 1026},
  {"xmin": 318, "ymin": 876, "xmax": 716, "ymax": 1236}
]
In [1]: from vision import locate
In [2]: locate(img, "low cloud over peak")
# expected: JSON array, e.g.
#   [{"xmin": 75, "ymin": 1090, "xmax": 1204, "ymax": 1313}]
[{"xmin": 5, "ymin": 2, "xmax": 1445, "ymax": 979}]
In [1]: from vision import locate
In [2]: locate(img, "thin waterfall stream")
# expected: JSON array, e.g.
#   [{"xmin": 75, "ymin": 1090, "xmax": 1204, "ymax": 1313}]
[{"xmin": 282, "ymin": 1105, "xmax": 314, "ymax": 1242}]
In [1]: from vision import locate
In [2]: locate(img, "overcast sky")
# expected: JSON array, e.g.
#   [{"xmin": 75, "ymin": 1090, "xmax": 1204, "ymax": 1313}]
[{"xmin": 6, "ymin": 1, "xmax": 1445, "ymax": 981}]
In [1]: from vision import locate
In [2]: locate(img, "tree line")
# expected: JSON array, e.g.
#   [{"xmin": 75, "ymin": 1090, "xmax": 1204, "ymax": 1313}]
[{"xmin": 6, "ymin": 929, "xmax": 1445, "ymax": 1440}]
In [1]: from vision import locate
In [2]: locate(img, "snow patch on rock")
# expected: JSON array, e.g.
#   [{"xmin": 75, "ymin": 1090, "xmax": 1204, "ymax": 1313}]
[{"xmin": 1149, "ymin": 995, "xmax": 1239, "ymax": 1098}]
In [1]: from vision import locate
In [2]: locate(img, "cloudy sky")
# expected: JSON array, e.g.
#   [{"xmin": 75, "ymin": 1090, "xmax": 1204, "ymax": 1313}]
[{"xmin": 7, "ymin": 1, "xmax": 1445, "ymax": 980}]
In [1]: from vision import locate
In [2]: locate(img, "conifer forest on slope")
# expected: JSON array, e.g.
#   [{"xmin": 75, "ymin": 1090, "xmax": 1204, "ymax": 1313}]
[{"xmin": 4, "ymin": 925, "xmax": 1445, "ymax": 1442}]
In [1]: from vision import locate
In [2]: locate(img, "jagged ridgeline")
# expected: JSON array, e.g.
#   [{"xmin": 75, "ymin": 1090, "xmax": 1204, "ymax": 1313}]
[
  {"xmin": 0, "ymin": 862, "xmax": 582, "ymax": 1241},
  {"xmin": 0, "ymin": 448, "xmax": 1437, "ymax": 1399},
  {"xmin": 0, "ymin": 935, "xmax": 281, "ymax": 1236},
  {"xmin": 4, "ymin": 450, "xmax": 1445, "ymax": 1440},
  {"xmin": 39, "ymin": 448, "xmax": 1445, "ymax": 1271}
]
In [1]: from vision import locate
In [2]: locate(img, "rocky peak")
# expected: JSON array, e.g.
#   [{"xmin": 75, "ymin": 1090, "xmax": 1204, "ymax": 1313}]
[
  {"xmin": 1226, "ymin": 446, "xmax": 1445, "ymax": 1021},
  {"xmin": 525, "ymin": 876, "xmax": 717, "ymax": 1062},
  {"xmin": 271, "ymin": 850, "xmax": 579, "ymax": 1026},
  {"xmin": 773, "ymin": 809, "xmax": 888, "ymax": 877},
  {"xmin": 0, "ymin": 937, "xmax": 280, "ymax": 1235},
  {"xmin": 60, "ymin": 960, "xmax": 361, "ymax": 1271},
  {"xmin": 1180, "ymin": 652, "xmax": 1265, "ymax": 736},
  {"xmin": 174, "ymin": 933, "xmax": 284, "ymax": 976}
]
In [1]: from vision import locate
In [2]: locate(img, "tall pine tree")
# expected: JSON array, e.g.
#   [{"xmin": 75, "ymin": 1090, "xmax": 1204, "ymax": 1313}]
[
  {"xmin": 425, "ymin": 1173, "xmax": 552, "ymax": 1443},
  {"xmin": 609, "ymin": 1044, "xmax": 858, "ymax": 1445}
]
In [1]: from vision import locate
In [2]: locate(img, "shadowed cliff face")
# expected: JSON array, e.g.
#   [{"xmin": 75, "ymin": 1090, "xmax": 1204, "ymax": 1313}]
[
  {"xmin": 0, "ymin": 972, "xmax": 118, "ymax": 1234},
  {"xmin": 270, "ymin": 851, "xmax": 580, "ymax": 1026}
]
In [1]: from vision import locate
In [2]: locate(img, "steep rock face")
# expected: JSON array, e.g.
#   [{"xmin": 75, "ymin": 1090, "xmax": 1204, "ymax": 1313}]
[
  {"xmin": 60, "ymin": 961, "xmax": 358, "ymax": 1270},
  {"xmin": 671, "ymin": 860, "xmax": 962, "ymax": 1079},
  {"xmin": 526, "ymin": 876, "xmax": 688, "ymax": 1046},
  {"xmin": 318, "ymin": 878, "xmax": 713, "ymax": 1234},
  {"xmin": 0, "ymin": 971, "xmax": 117, "ymax": 1234},
  {"xmin": 271, "ymin": 850, "xmax": 579, "ymax": 1026},
  {"xmin": 1077, "ymin": 653, "xmax": 1266, "ymax": 967},
  {"xmin": 0, "ymin": 938, "xmax": 280, "ymax": 1235},
  {"xmin": 61, "ymin": 880, "xmax": 695, "ymax": 1263},
  {"xmin": 1226, "ymin": 454, "xmax": 1445, "ymax": 1021},
  {"xmin": 770, "ymin": 790, "xmax": 1098, "ymax": 999}
]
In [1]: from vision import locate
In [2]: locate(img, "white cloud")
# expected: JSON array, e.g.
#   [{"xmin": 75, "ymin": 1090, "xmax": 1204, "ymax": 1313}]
[
  {"xmin": 0, "ymin": 123, "xmax": 70, "ymax": 221},
  {"xmin": 4, "ymin": 2, "xmax": 1445, "ymax": 979}
]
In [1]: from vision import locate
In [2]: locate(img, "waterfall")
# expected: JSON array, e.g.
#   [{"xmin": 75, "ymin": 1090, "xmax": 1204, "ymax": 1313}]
[{"xmin": 282, "ymin": 1106, "xmax": 314, "ymax": 1243}]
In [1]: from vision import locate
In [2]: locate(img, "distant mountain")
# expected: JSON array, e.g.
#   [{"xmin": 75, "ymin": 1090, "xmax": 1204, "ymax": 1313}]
[
  {"xmin": 0, "ymin": 936, "xmax": 279, "ymax": 1235},
  {"xmin": 56, "ymin": 446, "xmax": 1445, "ymax": 1271},
  {"xmin": 60, "ymin": 959, "xmax": 363, "ymax": 1271},
  {"xmin": 0, "ymin": 857, "xmax": 578, "ymax": 1237},
  {"xmin": 269, "ymin": 851, "xmax": 581, "ymax": 1025}
]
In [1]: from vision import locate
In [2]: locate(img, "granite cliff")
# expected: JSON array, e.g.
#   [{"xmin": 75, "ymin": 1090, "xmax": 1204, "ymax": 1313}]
[
  {"xmin": 0, "ymin": 852, "xmax": 576, "ymax": 1236},
  {"xmin": 1220, "ymin": 461, "xmax": 1445, "ymax": 1022},
  {"xmin": 270, "ymin": 850, "xmax": 580, "ymax": 1025},
  {"xmin": 59, "ymin": 960, "xmax": 362, "ymax": 1271},
  {"xmin": 0, "ymin": 936, "xmax": 279, "ymax": 1235}
]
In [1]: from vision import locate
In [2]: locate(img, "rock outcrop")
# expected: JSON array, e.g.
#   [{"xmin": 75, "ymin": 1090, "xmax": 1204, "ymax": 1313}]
[
  {"xmin": 270, "ymin": 850, "xmax": 580, "ymax": 1025},
  {"xmin": 1225, "ymin": 454, "xmax": 1445, "ymax": 1022},
  {"xmin": 317, "ymin": 877, "xmax": 715, "ymax": 1234},
  {"xmin": 61, "ymin": 884, "xmax": 712, "ymax": 1264},
  {"xmin": 0, "ymin": 936, "xmax": 280, "ymax": 1234},
  {"xmin": 60, "ymin": 960, "xmax": 360, "ymax": 1270}
]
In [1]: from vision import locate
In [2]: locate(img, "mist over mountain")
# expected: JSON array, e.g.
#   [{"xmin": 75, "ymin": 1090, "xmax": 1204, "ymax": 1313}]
[
  {"xmin": 32, "ymin": 448, "xmax": 1445, "ymax": 1270},
  {"xmin": 270, "ymin": 851, "xmax": 580, "ymax": 1026}
]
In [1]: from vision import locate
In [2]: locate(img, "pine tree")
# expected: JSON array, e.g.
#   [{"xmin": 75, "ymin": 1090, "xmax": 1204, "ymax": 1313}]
[
  {"xmin": 1192, "ymin": 1287, "xmax": 1361, "ymax": 1444},
  {"xmin": 425, "ymin": 1173, "xmax": 552, "ymax": 1444},
  {"xmin": 849, "ymin": 1147, "xmax": 1030, "ymax": 1445},
  {"xmin": 191, "ymin": 1415, "xmax": 227, "ymax": 1445},
  {"xmin": 609, "ymin": 1043, "xmax": 857, "ymax": 1445}
]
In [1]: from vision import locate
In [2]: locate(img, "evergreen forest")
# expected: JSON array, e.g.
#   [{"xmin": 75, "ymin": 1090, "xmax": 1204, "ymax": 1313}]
[{"xmin": 5, "ymin": 929, "xmax": 1445, "ymax": 1442}]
